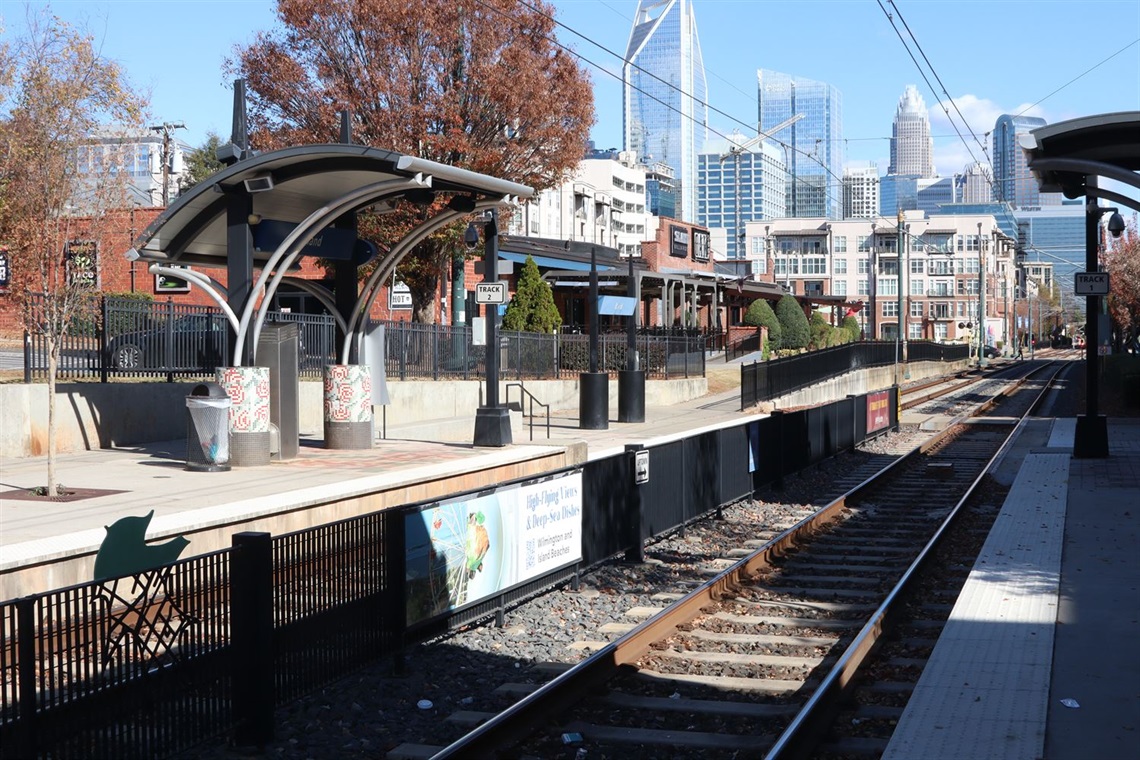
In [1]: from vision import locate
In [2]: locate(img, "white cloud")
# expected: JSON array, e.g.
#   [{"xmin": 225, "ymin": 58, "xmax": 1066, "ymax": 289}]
[{"xmin": 929, "ymin": 94, "xmax": 1049, "ymax": 178}]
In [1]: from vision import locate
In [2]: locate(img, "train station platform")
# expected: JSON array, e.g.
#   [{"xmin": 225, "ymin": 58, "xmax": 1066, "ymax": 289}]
[
  {"xmin": 0, "ymin": 388, "xmax": 752, "ymax": 598},
  {"xmin": 882, "ymin": 417, "xmax": 1140, "ymax": 760},
  {"xmin": 1, "ymin": 375, "xmax": 1136, "ymax": 759}
]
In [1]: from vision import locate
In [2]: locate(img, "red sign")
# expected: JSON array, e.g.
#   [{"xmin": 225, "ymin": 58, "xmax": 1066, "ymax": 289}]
[{"xmin": 866, "ymin": 390, "xmax": 891, "ymax": 434}]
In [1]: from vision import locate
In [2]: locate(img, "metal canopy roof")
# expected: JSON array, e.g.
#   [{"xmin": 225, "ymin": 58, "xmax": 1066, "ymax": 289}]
[
  {"xmin": 129, "ymin": 143, "xmax": 533, "ymax": 367},
  {"xmin": 1020, "ymin": 111, "xmax": 1140, "ymax": 212},
  {"xmin": 133, "ymin": 144, "xmax": 533, "ymax": 267}
]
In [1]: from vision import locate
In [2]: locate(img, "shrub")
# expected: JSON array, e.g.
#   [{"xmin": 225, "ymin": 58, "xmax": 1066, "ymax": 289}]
[
  {"xmin": 502, "ymin": 255, "xmax": 561, "ymax": 333},
  {"xmin": 776, "ymin": 295, "xmax": 810, "ymax": 350},
  {"xmin": 841, "ymin": 315, "xmax": 861, "ymax": 343},
  {"xmin": 744, "ymin": 298, "xmax": 781, "ymax": 350}
]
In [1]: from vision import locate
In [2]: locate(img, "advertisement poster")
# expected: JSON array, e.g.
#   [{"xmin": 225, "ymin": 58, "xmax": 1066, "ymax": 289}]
[
  {"xmin": 405, "ymin": 471, "xmax": 583, "ymax": 625},
  {"xmin": 867, "ymin": 390, "xmax": 891, "ymax": 434}
]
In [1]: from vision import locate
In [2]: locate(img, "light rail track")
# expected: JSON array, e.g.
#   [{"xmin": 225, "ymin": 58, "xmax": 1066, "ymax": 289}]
[{"xmin": 427, "ymin": 361, "xmax": 1070, "ymax": 760}]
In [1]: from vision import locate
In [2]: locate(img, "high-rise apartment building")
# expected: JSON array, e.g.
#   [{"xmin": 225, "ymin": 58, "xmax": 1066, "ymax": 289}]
[
  {"xmin": 624, "ymin": 0, "xmax": 708, "ymax": 223},
  {"xmin": 992, "ymin": 114, "xmax": 1061, "ymax": 209},
  {"xmin": 889, "ymin": 86, "xmax": 934, "ymax": 178},
  {"xmin": 697, "ymin": 133, "xmax": 786, "ymax": 259},
  {"xmin": 843, "ymin": 165, "xmax": 879, "ymax": 219},
  {"xmin": 757, "ymin": 69, "xmax": 843, "ymax": 220}
]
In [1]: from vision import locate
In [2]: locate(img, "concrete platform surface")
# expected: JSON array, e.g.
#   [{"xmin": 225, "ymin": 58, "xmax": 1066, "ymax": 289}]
[{"xmin": 883, "ymin": 418, "xmax": 1140, "ymax": 760}]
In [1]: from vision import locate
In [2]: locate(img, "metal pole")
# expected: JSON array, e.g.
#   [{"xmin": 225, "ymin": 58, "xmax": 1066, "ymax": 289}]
[
  {"xmin": 627, "ymin": 254, "xmax": 637, "ymax": 370},
  {"xmin": 485, "ymin": 211, "xmax": 500, "ymax": 409},
  {"xmin": 589, "ymin": 246, "xmax": 599, "ymax": 373}
]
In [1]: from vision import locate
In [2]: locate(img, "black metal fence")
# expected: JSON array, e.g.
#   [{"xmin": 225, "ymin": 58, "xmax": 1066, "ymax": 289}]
[
  {"xmin": 18, "ymin": 296, "xmax": 706, "ymax": 383},
  {"xmin": 0, "ymin": 389, "xmax": 894, "ymax": 759},
  {"xmin": 740, "ymin": 339, "xmax": 970, "ymax": 409}
]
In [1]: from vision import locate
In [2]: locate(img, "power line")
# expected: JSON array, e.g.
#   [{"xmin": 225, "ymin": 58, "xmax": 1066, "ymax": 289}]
[
  {"xmin": 1014, "ymin": 37, "xmax": 1140, "ymax": 119},
  {"xmin": 490, "ymin": 0, "xmax": 848, "ymax": 212}
]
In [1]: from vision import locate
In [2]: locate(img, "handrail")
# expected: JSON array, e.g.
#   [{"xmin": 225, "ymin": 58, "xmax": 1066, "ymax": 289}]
[{"xmin": 504, "ymin": 382, "xmax": 550, "ymax": 441}]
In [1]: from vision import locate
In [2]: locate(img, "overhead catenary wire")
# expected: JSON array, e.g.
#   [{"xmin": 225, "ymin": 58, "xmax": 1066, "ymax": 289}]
[{"xmin": 480, "ymin": 0, "xmax": 848, "ymax": 212}]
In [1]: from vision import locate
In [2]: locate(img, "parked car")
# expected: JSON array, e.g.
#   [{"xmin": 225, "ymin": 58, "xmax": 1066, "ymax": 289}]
[{"xmin": 107, "ymin": 314, "xmax": 228, "ymax": 370}]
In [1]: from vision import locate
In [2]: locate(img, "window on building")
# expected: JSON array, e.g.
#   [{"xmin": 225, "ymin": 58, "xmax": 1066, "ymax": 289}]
[
  {"xmin": 910, "ymin": 278, "xmax": 924, "ymax": 296},
  {"xmin": 910, "ymin": 259, "xmax": 924, "ymax": 274},
  {"xmin": 833, "ymin": 235, "xmax": 847, "ymax": 253},
  {"xmin": 932, "ymin": 302, "xmax": 950, "ymax": 319},
  {"xmin": 934, "ymin": 323, "xmax": 948, "ymax": 341},
  {"xmin": 879, "ymin": 278, "xmax": 898, "ymax": 296},
  {"xmin": 802, "ymin": 256, "xmax": 826, "ymax": 275},
  {"xmin": 834, "ymin": 259, "xmax": 848, "ymax": 275},
  {"xmin": 882, "ymin": 301, "xmax": 899, "ymax": 317},
  {"xmin": 910, "ymin": 301, "xmax": 923, "ymax": 317},
  {"xmin": 857, "ymin": 278, "xmax": 869, "ymax": 295},
  {"xmin": 858, "ymin": 257, "xmax": 870, "ymax": 274},
  {"xmin": 909, "ymin": 323, "xmax": 923, "ymax": 340},
  {"xmin": 929, "ymin": 259, "xmax": 953, "ymax": 276},
  {"xmin": 833, "ymin": 280, "xmax": 847, "ymax": 296},
  {"xmin": 879, "ymin": 259, "xmax": 899, "ymax": 276}
]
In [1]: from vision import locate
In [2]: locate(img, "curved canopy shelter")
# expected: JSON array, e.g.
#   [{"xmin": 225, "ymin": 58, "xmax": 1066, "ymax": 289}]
[
  {"xmin": 129, "ymin": 143, "xmax": 533, "ymax": 366},
  {"xmin": 1019, "ymin": 111, "xmax": 1140, "ymax": 212},
  {"xmin": 1020, "ymin": 111, "xmax": 1140, "ymax": 458}
]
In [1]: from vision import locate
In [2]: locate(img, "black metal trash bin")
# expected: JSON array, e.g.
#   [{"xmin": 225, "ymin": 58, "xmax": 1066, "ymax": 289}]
[{"xmin": 186, "ymin": 382, "xmax": 231, "ymax": 472}]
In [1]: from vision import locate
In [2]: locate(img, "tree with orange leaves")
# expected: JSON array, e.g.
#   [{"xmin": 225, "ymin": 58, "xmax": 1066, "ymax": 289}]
[
  {"xmin": 231, "ymin": 0, "xmax": 594, "ymax": 322},
  {"xmin": 1104, "ymin": 222, "xmax": 1140, "ymax": 352}
]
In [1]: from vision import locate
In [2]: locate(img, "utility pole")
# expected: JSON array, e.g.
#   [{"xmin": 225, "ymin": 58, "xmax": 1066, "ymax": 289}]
[
  {"xmin": 897, "ymin": 209, "xmax": 907, "ymax": 371},
  {"xmin": 150, "ymin": 121, "xmax": 185, "ymax": 207}
]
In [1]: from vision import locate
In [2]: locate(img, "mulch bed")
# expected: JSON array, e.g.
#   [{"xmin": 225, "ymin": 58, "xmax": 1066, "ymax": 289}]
[{"xmin": 0, "ymin": 488, "xmax": 126, "ymax": 503}]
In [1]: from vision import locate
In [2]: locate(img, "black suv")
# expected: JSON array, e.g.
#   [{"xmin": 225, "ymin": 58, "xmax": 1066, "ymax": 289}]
[{"xmin": 107, "ymin": 314, "xmax": 228, "ymax": 370}]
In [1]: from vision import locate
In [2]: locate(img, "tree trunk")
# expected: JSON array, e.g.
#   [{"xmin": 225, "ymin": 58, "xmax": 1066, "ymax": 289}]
[
  {"xmin": 47, "ymin": 342, "xmax": 58, "ymax": 497},
  {"xmin": 409, "ymin": 275, "xmax": 439, "ymax": 324}
]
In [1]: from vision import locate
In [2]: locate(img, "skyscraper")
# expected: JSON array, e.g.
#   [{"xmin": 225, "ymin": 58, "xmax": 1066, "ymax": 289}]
[
  {"xmin": 624, "ymin": 0, "xmax": 708, "ymax": 223},
  {"xmin": 697, "ymin": 133, "xmax": 786, "ymax": 259},
  {"xmin": 889, "ymin": 85, "xmax": 934, "ymax": 177},
  {"xmin": 757, "ymin": 69, "xmax": 843, "ymax": 220},
  {"xmin": 992, "ymin": 114, "xmax": 1061, "ymax": 209}
]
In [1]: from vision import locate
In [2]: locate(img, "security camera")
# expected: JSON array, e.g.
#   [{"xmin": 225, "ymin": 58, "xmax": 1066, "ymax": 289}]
[
  {"xmin": 125, "ymin": 247, "xmax": 141, "ymax": 262},
  {"xmin": 1107, "ymin": 211, "xmax": 1126, "ymax": 238},
  {"xmin": 464, "ymin": 222, "xmax": 480, "ymax": 251}
]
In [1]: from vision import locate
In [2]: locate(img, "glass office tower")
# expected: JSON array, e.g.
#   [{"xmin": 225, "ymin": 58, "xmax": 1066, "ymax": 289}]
[
  {"xmin": 624, "ymin": 0, "xmax": 708, "ymax": 223},
  {"xmin": 757, "ymin": 69, "xmax": 844, "ymax": 220},
  {"xmin": 993, "ymin": 114, "xmax": 1061, "ymax": 209}
]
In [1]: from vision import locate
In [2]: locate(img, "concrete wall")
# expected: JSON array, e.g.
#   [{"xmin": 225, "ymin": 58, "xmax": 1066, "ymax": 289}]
[
  {"xmin": 767, "ymin": 360, "xmax": 970, "ymax": 410},
  {"xmin": 0, "ymin": 376, "xmax": 709, "ymax": 458}
]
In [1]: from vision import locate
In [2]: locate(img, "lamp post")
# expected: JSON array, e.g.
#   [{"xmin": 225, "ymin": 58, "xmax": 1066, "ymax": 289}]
[{"xmin": 472, "ymin": 210, "xmax": 511, "ymax": 447}]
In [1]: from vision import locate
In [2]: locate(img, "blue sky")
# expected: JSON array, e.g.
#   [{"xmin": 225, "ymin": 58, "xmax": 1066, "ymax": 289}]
[{"xmin": 5, "ymin": 0, "xmax": 1140, "ymax": 181}]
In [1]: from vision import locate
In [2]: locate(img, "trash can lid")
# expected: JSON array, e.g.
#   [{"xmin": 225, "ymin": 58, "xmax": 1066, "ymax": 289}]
[{"xmin": 189, "ymin": 381, "xmax": 229, "ymax": 398}]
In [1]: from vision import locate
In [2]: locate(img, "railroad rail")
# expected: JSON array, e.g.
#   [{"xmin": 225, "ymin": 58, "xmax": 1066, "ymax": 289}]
[{"xmin": 426, "ymin": 361, "xmax": 1069, "ymax": 759}]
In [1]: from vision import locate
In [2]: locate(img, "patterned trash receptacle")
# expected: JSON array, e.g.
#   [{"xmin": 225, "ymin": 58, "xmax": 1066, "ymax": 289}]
[
  {"xmin": 324, "ymin": 364, "xmax": 373, "ymax": 449},
  {"xmin": 217, "ymin": 366, "xmax": 272, "ymax": 466}
]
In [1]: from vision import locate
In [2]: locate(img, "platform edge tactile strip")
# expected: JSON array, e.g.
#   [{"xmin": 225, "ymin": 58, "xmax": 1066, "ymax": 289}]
[{"xmin": 881, "ymin": 452, "xmax": 1069, "ymax": 760}]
